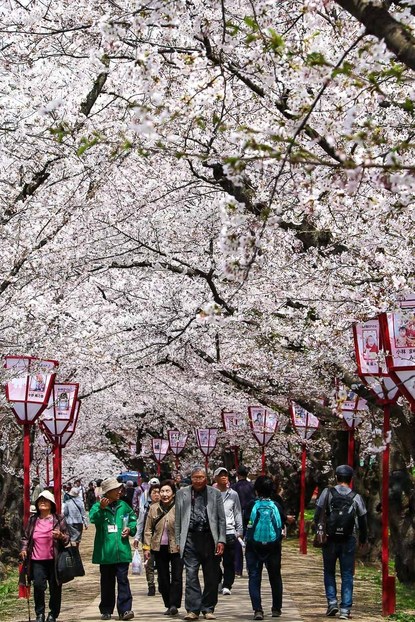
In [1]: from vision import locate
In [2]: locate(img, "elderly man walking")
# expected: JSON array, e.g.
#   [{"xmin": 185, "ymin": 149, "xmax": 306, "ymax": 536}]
[
  {"xmin": 175, "ymin": 466, "xmax": 226, "ymax": 621},
  {"xmin": 214, "ymin": 467, "xmax": 243, "ymax": 596}
]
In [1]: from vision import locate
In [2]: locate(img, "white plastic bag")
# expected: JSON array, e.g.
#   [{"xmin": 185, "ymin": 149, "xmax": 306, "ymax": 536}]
[{"xmin": 132, "ymin": 550, "xmax": 143, "ymax": 575}]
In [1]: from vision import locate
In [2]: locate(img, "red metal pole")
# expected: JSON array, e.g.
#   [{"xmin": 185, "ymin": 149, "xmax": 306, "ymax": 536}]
[
  {"xmin": 53, "ymin": 444, "xmax": 62, "ymax": 513},
  {"xmin": 205, "ymin": 456, "xmax": 209, "ymax": 472},
  {"xmin": 45, "ymin": 453, "xmax": 50, "ymax": 487},
  {"xmin": 175, "ymin": 455, "xmax": 179, "ymax": 471},
  {"xmin": 234, "ymin": 446, "xmax": 239, "ymax": 469},
  {"xmin": 157, "ymin": 461, "xmax": 161, "ymax": 476},
  {"xmin": 261, "ymin": 447, "xmax": 266, "ymax": 475},
  {"xmin": 23, "ymin": 424, "xmax": 31, "ymax": 526},
  {"xmin": 348, "ymin": 428, "xmax": 355, "ymax": 468},
  {"xmin": 382, "ymin": 403, "xmax": 395, "ymax": 616},
  {"xmin": 299, "ymin": 444, "xmax": 307, "ymax": 554}
]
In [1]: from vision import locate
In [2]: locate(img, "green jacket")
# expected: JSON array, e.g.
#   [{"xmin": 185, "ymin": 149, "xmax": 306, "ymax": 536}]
[{"xmin": 90, "ymin": 500, "xmax": 137, "ymax": 564}]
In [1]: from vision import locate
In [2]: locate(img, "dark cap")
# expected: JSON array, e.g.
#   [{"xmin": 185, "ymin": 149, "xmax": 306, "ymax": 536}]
[
  {"xmin": 335, "ymin": 465, "xmax": 354, "ymax": 478},
  {"xmin": 237, "ymin": 465, "xmax": 249, "ymax": 477}
]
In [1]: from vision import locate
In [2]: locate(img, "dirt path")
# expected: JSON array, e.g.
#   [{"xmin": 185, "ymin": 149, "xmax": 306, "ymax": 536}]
[
  {"xmin": 9, "ymin": 530, "xmax": 384, "ymax": 622},
  {"xmin": 282, "ymin": 540, "xmax": 383, "ymax": 622}
]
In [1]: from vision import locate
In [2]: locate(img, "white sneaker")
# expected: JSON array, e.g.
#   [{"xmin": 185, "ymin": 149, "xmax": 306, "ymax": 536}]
[{"xmin": 222, "ymin": 588, "xmax": 231, "ymax": 595}]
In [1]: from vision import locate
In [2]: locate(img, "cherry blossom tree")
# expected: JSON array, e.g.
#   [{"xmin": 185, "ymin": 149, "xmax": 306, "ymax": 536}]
[{"xmin": 1, "ymin": 0, "xmax": 415, "ymax": 579}]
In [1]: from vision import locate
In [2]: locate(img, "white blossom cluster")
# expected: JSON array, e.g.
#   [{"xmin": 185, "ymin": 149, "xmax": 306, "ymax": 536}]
[{"xmin": 1, "ymin": 0, "xmax": 415, "ymax": 478}]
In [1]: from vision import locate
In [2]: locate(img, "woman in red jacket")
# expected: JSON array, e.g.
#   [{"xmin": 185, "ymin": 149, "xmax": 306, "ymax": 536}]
[{"xmin": 20, "ymin": 490, "xmax": 70, "ymax": 622}]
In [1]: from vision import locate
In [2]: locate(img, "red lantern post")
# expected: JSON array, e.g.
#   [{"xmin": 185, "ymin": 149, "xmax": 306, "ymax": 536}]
[
  {"xmin": 248, "ymin": 406, "xmax": 279, "ymax": 474},
  {"xmin": 168, "ymin": 430, "xmax": 188, "ymax": 470},
  {"xmin": 39, "ymin": 383, "xmax": 79, "ymax": 512},
  {"xmin": 195, "ymin": 428, "xmax": 218, "ymax": 471},
  {"xmin": 290, "ymin": 401, "xmax": 319, "ymax": 554},
  {"xmin": 151, "ymin": 438, "xmax": 170, "ymax": 476},
  {"xmin": 4, "ymin": 355, "xmax": 58, "ymax": 525},
  {"xmin": 55, "ymin": 399, "xmax": 81, "ymax": 449},
  {"xmin": 354, "ymin": 319, "xmax": 400, "ymax": 616},
  {"xmin": 221, "ymin": 410, "xmax": 247, "ymax": 469},
  {"xmin": 334, "ymin": 380, "xmax": 368, "ymax": 469}
]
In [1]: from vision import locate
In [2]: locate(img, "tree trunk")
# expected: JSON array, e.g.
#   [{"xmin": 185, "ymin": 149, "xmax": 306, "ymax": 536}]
[{"xmin": 0, "ymin": 420, "xmax": 23, "ymax": 563}]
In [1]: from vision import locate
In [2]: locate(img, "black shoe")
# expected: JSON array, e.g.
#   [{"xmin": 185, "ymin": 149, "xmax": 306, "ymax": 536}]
[
  {"xmin": 101, "ymin": 615, "xmax": 112, "ymax": 621},
  {"xmin": 147, "ymin": 585, "xmax": 156, "ymax": 596},
  {"xmin": 326, "ymin": 603, "xmax": 339, "ymax": 617},
  {"xmin": 272, "ymin": 610, "xmax": 282, "ymax": 617},
  {"xmin": 36, "ymin": 616, "xmax": 45, "ymax": 622},
  {"xmin": 46, "ymin": 615, "xmax": 57, "ymax": 622},
  {"xmin": 169, "ymin": 607, "xmax": 179, "ymax": 616},
  {"xmin": 254, "ymin": 612, "xmax": 264, "ymax": 621}
]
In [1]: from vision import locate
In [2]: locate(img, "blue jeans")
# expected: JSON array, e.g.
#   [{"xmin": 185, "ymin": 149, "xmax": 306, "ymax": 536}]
[
  {"xmin": 245, "ymin": 541, "xmax": 282, "ymax": 612},
  {"xmin": 322, "ymin": 537, "xmax": 356, "ymax": 611},
  {"xmin": 99, "ymin": 562, "xmax": 132, "ymax": 616}
]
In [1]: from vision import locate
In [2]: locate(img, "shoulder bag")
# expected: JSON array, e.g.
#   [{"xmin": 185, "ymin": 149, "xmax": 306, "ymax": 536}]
[{"xmin": 57, "ymin": 544, "xmax": 85, "ymax": 584}]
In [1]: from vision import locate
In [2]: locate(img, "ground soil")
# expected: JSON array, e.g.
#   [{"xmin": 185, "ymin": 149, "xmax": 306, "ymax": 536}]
[
  {"xmin": 282, "ymin": 539, "xmax": 384, "ymax": 622},
  {"xmin": 7, "ymin": 530, "xmax": 387, "ymax": 622}
]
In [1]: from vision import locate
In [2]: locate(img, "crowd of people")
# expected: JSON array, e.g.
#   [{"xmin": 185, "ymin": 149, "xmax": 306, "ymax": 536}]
[{"xmin": 20, "ymin": 464, "xmax": 367, "ymax": 622}]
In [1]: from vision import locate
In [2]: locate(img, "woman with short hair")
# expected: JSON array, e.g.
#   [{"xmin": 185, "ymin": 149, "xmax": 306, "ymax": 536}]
[
  {"xmin": 20, "ymin": 490, "xmax": 70, "ymax": 622},
  {"xmin": 143, "ymin": 480, "xmax": 183, "ymax": 616}
]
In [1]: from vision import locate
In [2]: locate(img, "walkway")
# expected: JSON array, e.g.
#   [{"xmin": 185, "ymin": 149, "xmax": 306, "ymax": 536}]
[{"xmin": 12, "ymin": 529, "xmax": 383, "ymax": 622}]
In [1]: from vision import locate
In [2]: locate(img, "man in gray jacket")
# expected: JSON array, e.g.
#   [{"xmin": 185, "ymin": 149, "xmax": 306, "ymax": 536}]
[
  {"xmin": 214, "ymin": 467, "xmax": 243, "ymax": 596},
  {"xmin": 175, "ymin": 466, "xmax": 226, "ymax": 621}
]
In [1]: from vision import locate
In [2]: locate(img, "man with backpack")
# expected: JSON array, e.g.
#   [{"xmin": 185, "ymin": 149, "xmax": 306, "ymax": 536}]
[
  {"xmin": 243, "ymin": 476, "xmax": 286, "ymax": 621},
  {"xmin": 314, "ymin": 465, "xmax": 368, "ymax": 620}
]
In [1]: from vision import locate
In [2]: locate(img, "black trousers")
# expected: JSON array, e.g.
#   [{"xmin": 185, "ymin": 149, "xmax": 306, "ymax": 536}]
[
  {"xmin": 220, "ymin": 534, "xmax": 236, "ymax": 590},
  {"xmin": 183, "ymin": 532, "xmax": 220, "ymax": 614},
  {"xmin": 32, "ymin": 559, "xmax": 62, "ymax": 618},
  {"xmin": 153, "ymin": 546, "xmax": 183, "ymax": 608},
  {"xmin": 99, "ymin": 563, "xmax": 132, "ymax": 616}
]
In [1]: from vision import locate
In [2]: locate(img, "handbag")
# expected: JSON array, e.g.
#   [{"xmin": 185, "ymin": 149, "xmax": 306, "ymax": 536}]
[
  {"xmin": 57, "ymin": 545, "xmax": 85, "ymax": 584},
  {"xmin": 313, "ymin": 489, "xmax": 329, "ymax": 548}
]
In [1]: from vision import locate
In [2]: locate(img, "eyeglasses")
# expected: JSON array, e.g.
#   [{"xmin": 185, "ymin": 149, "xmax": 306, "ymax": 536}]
[{"xmin": 191, "ymin": 475, "xmax": 206, "ymax": 480}]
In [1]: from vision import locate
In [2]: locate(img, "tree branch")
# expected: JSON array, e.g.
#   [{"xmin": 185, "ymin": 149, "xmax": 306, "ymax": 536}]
[{"xmin": 335, "ymin": 0, "xmax": 415, "ymax": 71}]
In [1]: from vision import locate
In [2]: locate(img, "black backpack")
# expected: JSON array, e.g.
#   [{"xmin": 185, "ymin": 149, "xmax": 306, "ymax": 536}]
[{"xmin": 326, "ymin": 488, "xmax": 357, "ymax": 540}]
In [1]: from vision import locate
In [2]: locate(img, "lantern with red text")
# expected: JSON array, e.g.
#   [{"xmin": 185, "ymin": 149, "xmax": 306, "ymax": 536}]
[
  {"xmin": 152, "ymin": 438, "xmax": 170, "ymax": 476},
  {"xmin": 55, "ymin": 400, "xmax": 81, "ymax": 448},
  {"xmin": 248, "ymin": 406, "xmax": 279, "ymax": 474},
  {"xmin": 353, "ymin": 320, "xmax": 400, "ymax": 405},
  {"xmin": 221, "ymin": 410, "xmax": 247, "ymax": 469},
  {"xmin": 362, "ymin": 309, "xmax": 413, "ymax": 616},
  {"xmin": 290, "ymin": 402, "xmax": 319, "ymax": 440},
  {"xmin": 4, "ymin": 355, "xmax": 58, "ymax": 525},
  {"xmin": 195, "ymin": 428, "xmax": 218, "ymax": 471},
  {"xmin": 379, "ymin": 296, "xmax": 415, "ymax": 411},
  {"xmin": 39, "ymin": 383, "xmax": 79, "ymax": 512},
  {"xmin": 4, "ymin": 356, "xmax": 58, "ymax": 424},
  {"xmin": 290, "ymin": 402, "xmax": 319, "ymax": 554},
  {"xmin": 168, "ymin": 430, "xmax": 188, "ymax": 470},
  {"xmin": 40, "ymin": 383, "xmax": 79, "ymax": 438},
  {"xmin": 334, "ymin": 381, "xmax": 367, "ymax": 468}
]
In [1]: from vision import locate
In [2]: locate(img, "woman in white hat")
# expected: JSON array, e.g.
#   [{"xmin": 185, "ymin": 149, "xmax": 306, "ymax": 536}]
[
  {"xmin": 63, "ymin": 487, "xmax": 88, "ymax": 546},
  {"xmin": 20, "ymin": 490, "xmax": 70, "ymax": 622}
]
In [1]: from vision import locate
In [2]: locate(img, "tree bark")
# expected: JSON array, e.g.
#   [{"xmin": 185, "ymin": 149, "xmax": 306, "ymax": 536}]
[{"xmin": 335, "ymin": 0, "xmax": 415, "ymax": 71}]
